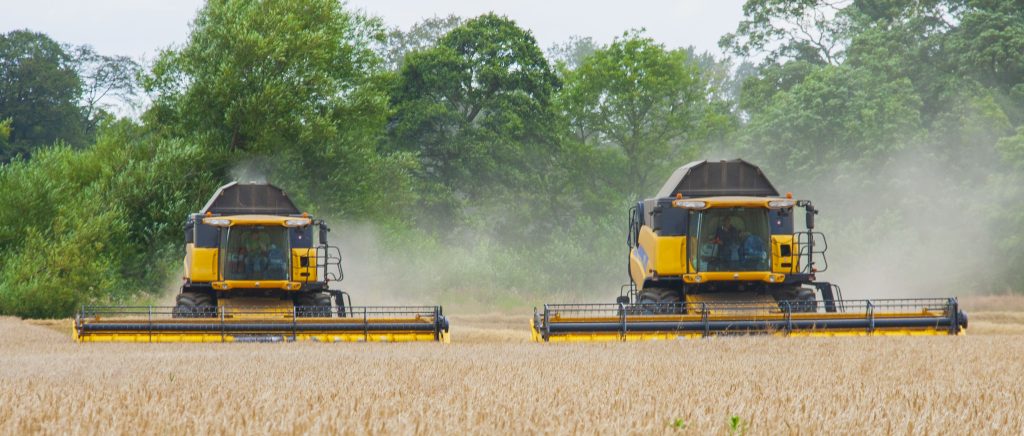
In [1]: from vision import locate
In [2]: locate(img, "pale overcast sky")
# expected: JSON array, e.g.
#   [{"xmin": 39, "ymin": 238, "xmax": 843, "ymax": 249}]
[{"xmin": 2, "ymin": 0, "xmax": 745, "ymax": 61}]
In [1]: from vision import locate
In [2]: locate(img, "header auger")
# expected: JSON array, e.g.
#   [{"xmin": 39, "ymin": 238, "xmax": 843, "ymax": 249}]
[
  {"xmin": 74, "ymin": 182, "xmax": 449, "ymax": 343},
  {"xmin": 531, "ymin": 159, "xmax": 967, "ymax": 342}
]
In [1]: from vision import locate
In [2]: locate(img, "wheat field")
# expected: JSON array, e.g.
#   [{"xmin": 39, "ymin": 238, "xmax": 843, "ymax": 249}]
[{"xmin": 2, "ymin": 299, "xmax": 1023, "ymax": 435}]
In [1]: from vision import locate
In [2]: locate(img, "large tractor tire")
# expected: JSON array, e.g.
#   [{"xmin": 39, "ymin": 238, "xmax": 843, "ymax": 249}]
[
  {"xmin": 773, "ymin": 287, "xmax": 817, "ymax": 313},
  {"xmin": 172, "ymin": 292, "xmax": 217, "ymax": 318},
  {"xmin": 636, "ymin": 288, "xmax": 682, "ymax": 314},
  {"xmin": 295, "ymin": 292, "xmax": 333, "ymax": 318}
]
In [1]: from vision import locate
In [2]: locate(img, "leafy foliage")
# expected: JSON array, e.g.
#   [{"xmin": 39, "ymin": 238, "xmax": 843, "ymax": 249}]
[
  {"xmin": 144, "ymin": 0, "xmax": 414, "ymax": 221},
  {"xmin": 559, "ymin": 31, "xmax": 713, "ymax": 191},
  {"xmin": 0, "ymin": 121, "xmax": 223, "ymax": 317},
  {"xmin": 388, "ymin": 13, "xmax": 563, "ymax": 231},
  {"xmin": 70, "ymin": 45, "xmax": 141, "ymax": 135},
  {"xmin": 381, "ymin": 14, "xmax": 463, "ymax": 69},
  {"xmin": 0, "ymin": 30, "xmax": 85, "ymax": 158}
]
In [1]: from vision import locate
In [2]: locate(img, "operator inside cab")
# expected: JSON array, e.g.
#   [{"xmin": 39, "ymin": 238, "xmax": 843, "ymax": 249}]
[
  {"xmin": 701, "ymin": 211, "xmax": 770, "ymax": 272},
  {"xmin": 223, "ymin": 227, "xmax": 290, "ymax": 281}
]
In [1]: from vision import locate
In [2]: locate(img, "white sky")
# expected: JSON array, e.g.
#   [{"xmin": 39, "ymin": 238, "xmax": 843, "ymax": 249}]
[{"xmin": 1, "ymin": 0, "xmax": 745, "ymax": 61}]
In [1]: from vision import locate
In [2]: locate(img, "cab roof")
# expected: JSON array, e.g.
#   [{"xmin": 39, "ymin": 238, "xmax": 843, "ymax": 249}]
[
  {"xmin": 656, "ymin": 159, "xmax": 779, "ymax": 198},
  {"xmin": 200, "ymin": 182, "xmax": 301, "ymax": 216}
]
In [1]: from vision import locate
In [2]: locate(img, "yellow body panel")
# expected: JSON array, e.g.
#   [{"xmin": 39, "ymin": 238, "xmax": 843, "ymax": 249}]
[
  {"xmin": 186, "ymin": 245, "xmax": 219, "ymax": 282},
  {"xmin": 203, "ymin": 215, "xmax": 310, "ymax": 227},
  {"xmin": 770, "ymin": 234, "xmax": 797, "ymax": 273},
  {"xmin": 211, "ymin": 280, "xmax": 299, "ymax": 291},
  {"xmin": 631, "ymin": 226, "xmax": 687, "ymax": 288},
  {"xmin": 636, "ymin": 226, "xmax": 657, "ymax": 271},
  {"xmin": 654, "ymin": 236, "xmax": 686, "ymax": 276},
  {"xmin": 682, "ymin": 271, "xmax": 786, "ymax": 283},
  {"xmin": 292, "ymin": 248, "xmax": 317, "ymax": 282},
  {"xmin": 676, "ymin": 196, "xmax": 790, "ymax": 209},
  {"xmin": 629, "ymin": 248, "xmax": 647, "ymax": 286}
]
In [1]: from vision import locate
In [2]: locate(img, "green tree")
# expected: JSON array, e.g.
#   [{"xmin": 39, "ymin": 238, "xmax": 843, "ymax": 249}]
[
  {"xmin": 737, "ymin": 60, "xmax": 820, "ymax": 115},
  {"xmin": 559, "ymin": 30, "xmax": 708, "ymax": 192},
  {"xmin": 997, "ymin": 126, "xmax": 1024, "ymax": 167},
  {"xmin": 70, "ymin": 45, "xmax": 142, "ymax": 135},
  {"xmin": 146, "ymin": 0, "xmax": 379, "ymax": 153},
  {"xmin": 381, "ymin": 15, "xmax": 463, "ymax": 69},
  {"xmin": 548, "ymin": 35, "xmax": 600, "ymax": 71},
  {"xmin": 739, "ymin": 65, "xmax": 923, "ymax": 187},
  {"xmin": 0, "ymin": 120, "xmax": 223, "ymax": 318},
  {"xmin": 719, "ymin": 0, "xmax": 855, "ymax": 65},
  {"xmin": 0, "ymin": 118, "xmax": 10, "ymax": 150},
  {"xmin": 946, "ymin": 1, "xmax": 1024, "ymax": 89},
  {"xmin": 0, "ymin": 30, "xmax": 85, "ymax": 156},
  {"xmin": 144, "ymin": 0, "xmax": 414, "ymax": 219},
  {"xmin": 388, "ymin": 13, "xmax": 561, "ymax": 209}
]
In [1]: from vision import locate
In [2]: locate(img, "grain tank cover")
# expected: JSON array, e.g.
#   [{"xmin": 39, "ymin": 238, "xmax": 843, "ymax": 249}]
[
  {"xmin": 200, "ymin": 182, "xmax": 301, "ymax": 216},
  {"xmin": 655, "ymin": 159, "xmax": 779, "ymax": 198}
]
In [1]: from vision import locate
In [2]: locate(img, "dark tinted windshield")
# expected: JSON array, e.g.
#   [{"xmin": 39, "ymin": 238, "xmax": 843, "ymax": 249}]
[
  {"xmin": 691, "ymin": 208, "xmax": 770, "ymax": 272},
  {"xmin": 221, "ymin": 226, "xmax": 290, "ymax": 280}
]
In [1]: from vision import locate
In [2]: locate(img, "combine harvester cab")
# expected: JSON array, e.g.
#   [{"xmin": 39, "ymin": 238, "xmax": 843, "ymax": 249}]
[
  {"xmin": 75, "ymin": 182, "xmax": 449, "ymax": 343},
  {"xmin": 532, "ymin": 159, "xmax": 967, "ymax": 342}
]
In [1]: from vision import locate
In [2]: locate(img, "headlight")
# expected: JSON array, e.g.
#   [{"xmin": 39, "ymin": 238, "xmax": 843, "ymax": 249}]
[
  {"xmin": 768, "ymin": 200, "xmax": 795, "ymax": 209},
  {"xmin": 284, "ymin": 219, "xmax": 311, "ymax": 227},
  {"xmin": 673, "ymin": 200, "xmax": 707, "ymax": 209},
  {"xmin": 204, "ymin": 218, "xmax": 231, "ymax": 227}
]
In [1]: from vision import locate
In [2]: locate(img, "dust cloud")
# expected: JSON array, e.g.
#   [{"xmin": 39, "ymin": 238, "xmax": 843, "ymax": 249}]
[
  {"xmin": 778, "ymin": 149, "xmax": 1003, "ymax": 299},
  {"xmin": 322, "ymin": 221, "xmax": 430, "ymax": 307},
  {"xmin": 229, "ymin": 159, "xmax": 268, "ymax": 184},
  {"xmin": 318, "ymin": 214, "xmax": 627, "ymax": 310},
  {"xmin": 322, "ymin": 220, "xmax": 541, "ymax": 310}
]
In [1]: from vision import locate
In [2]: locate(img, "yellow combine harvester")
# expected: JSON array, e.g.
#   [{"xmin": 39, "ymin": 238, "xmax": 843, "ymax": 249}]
[
  {"xmin": 75, "ymin": 182, "xmax": 449, "ymax": 343},
  {"xmin": 532, "ymin": 159, "xmax": 967, "ymax": 342}
]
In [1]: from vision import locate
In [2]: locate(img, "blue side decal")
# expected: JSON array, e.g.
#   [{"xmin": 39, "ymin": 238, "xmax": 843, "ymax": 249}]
[{"xmin": 635, "ymin": 244, "xmax": 649, "ymax": 268}]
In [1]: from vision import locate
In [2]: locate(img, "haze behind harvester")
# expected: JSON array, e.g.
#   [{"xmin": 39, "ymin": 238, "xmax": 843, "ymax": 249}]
[
  {"xmin": 74, "ymin": 182, "xmax": 449, "ymax": 343},
  {"xmin": 532, "ymin": 159, "xmax": 968, "ymax": 342}
]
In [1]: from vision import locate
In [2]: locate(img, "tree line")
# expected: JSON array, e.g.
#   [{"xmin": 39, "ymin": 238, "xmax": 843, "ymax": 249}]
[{"xmin": 0, "ymin": 0, "xmax": 1021, "ymax": 317}]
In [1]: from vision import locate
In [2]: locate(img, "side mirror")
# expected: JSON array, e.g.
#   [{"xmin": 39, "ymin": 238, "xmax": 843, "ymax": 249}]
[
  {"xmin": 318, "ymin": 223, "xmax": 329, "ymax": 245},
  {"xmin": 615, "ymin": 296, "xmax": 631, "ymax": 305},
  {"xmin": 805, "ymin": 204, "xmax": 817, "ymax": 230}
]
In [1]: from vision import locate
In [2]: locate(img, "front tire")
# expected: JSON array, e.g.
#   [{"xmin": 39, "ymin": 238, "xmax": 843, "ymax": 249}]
[
  {"xmin": 172, "ymin": 292, "xmax": 216, "ymax": 318},
  {"xmin": 295, "ymin": 292, "xmax": 333, "ymax": 318},
  {"xmin": 774, "ymin": 287, "xmax": 817, "ymax": 313},
  {"xmin": 635, "ymin": 288, "xmax": 682, "ymax": 314}
]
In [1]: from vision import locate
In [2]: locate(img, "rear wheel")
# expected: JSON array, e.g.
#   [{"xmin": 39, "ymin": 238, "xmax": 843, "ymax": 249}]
[
  {"xmin": 295, "ymin": 292, "xmax": 333, "ymax": 318},
  {"xmin": 173, "ymin": 292, "xmax": 216, "ymax": 318}
]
